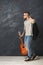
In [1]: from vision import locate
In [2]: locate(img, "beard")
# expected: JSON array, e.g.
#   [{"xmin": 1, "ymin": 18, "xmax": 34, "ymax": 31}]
[{"xmin": 24, "ymin": 18, "xmax": 27, "ymax": 21}]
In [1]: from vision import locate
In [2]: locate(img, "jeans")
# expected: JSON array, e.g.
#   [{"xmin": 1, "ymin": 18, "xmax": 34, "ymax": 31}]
[{"xmin": 24, "ymin": 36, "xmax": 33, "ymax": 58}]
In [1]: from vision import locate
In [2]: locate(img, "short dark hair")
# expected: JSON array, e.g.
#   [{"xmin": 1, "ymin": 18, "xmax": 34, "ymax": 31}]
[{"xmin": 24, "ymin": 11, "xmax": 30, "ymax": 15}]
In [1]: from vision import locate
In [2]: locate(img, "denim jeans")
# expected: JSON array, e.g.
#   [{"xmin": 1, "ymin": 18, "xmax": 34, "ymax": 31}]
[{"xmin": 24, "ymin": 36, "xmax": 33, "ymax": 58}]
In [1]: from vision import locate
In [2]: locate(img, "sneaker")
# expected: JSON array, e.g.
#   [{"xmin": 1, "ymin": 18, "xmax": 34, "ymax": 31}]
[
  {"xmin": 24, "ymin": 56, "xmax": 31, "ymax": 61},
  {"xmin": 30, "ymin": 54, "xmax": 36, "ymax": 60},
  {"xmin": 31, "ymin": 54, "xmax": 39, "ymax": 60},
  {"xmin": 34, "ymin": 56, "xmax": 39, "ymax": 60}
]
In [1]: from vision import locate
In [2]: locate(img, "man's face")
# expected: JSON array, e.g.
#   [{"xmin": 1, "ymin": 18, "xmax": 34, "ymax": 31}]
[{"xmin": 23, "ymin": 13, "xmax": 29, "ymax": 20}]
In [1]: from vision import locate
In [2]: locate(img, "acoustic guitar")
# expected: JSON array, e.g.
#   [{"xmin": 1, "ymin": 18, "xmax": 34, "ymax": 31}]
[{"xmin": 19, "ymin": 37, "xmax": 28, "ymax": 55}]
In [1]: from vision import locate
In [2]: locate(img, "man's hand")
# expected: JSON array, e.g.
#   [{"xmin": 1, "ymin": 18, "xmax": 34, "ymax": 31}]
[
  {"xmin": 18, "ymin": 31, "xmax": 23, "ymax": 38},
  {"xmin": 18, "ymin": 32, "xmax": 22, "ymax": 37}
]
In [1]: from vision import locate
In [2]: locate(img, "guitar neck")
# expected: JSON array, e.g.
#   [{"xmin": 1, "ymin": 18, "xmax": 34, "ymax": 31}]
[{"xmin": 19, "ymin": 37, "xmax": 23, "ymax": 44}]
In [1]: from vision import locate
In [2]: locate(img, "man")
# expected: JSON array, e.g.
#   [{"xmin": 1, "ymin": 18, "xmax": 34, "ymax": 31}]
[{"xmin": 18, "ymin": 11, "xmax": 39, "ymax": 61}]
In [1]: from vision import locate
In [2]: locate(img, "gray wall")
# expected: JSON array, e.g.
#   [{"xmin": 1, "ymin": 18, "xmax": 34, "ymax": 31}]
[{"xmin": 0, "ymin": 0, "xmax": 43, "ymax": 55}]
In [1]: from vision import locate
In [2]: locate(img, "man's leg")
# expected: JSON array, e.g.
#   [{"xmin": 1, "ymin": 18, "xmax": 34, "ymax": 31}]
[
  {"xmin": 24, "ymin": 36, "xmax": 33, "ymax": 61},
  {"xmin": 27, "ymin": 36, "xmax": 33, "ymax": 58}
]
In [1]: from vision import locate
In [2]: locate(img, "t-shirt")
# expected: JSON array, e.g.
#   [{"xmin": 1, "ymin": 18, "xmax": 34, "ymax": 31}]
[{"xmin": 24, "ymin": 18, "xmax": 35, "ymax": 36}]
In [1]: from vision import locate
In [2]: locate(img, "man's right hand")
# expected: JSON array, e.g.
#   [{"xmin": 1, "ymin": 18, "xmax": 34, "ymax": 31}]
[{"xmin": 18, "ymin": 32, "xmax": 23, "ymax": 38}]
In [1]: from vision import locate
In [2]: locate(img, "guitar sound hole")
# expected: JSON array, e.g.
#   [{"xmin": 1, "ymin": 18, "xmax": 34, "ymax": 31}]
[{"xmin": 23, "ymin": 46, "xmax": 24, "ymax": 48}]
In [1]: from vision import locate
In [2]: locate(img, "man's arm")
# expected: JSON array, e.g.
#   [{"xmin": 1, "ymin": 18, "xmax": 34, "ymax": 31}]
[
  {"xmin": 20, "ymin": 23, "xmax": 25, "ymax": 37},
  {"xmin": 18, "ymin": 22, "xmax": 25, "ymax": 37},
  {"xmin": 21, "ymin": 30, "xmax": 25, "ymax": 37},
  {"xmin": 18, "ymin": 24, "xmax": 25, "ymax": 37},
  {"xmin": 31, "ymin": 19, "xmax": 35, "ymax": 24},
  {"xmin": 18, "ymin": 30, "xmax": 25, "ymax": 38}
]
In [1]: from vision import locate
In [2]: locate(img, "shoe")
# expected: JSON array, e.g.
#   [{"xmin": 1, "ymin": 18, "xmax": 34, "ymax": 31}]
[
  {"xmin": 34, "ymin": 55, "xmax": 39, "ymax": 60},
  {"xmin": 31, "ymin": 54, "xmax": 39, "ymax": 60},
  {"xmin": 31, "ymin": 54, "xmax": 36, "ymax": 60},
  {"xmin": 24, "ymin": 56, "xmax": 31, "ymax": 61}
]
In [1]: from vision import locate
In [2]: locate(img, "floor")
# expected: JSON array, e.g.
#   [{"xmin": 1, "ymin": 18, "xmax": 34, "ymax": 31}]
[{"xmin": 0, "ymin": 56, "xmax": 43, "ymax": 65}]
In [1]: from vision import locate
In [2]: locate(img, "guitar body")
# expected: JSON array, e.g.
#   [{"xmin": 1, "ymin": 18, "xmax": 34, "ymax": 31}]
[
  {"xmin": 20, "ymin": 43, "xmax": 28, "ymax": 55},
  {"xmin": 19, "ymin": 37, "xmax": 28, "ymax": 55}
]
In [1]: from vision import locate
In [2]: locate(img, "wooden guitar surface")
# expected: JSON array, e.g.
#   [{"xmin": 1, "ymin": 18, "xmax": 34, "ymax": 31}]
[{"xmin": 19, "ymin": 37, "xmax": 28, "ymax": 55}]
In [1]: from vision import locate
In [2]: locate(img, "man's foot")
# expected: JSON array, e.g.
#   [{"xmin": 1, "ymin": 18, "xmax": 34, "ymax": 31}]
[
  {"xmin": 31, "ymin": 54, "xmax": 39, "ymax": 60},
  {"xmin": 34, "ymin": 55, "xmax": 39, "ymax": 60},
  {"xmin": 24, "ymin": 56, "xmax": 31, "ymax": 61},
  {"xmin": 30, "ymin": 54, "xmax": 36, "ymax": 60}
]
